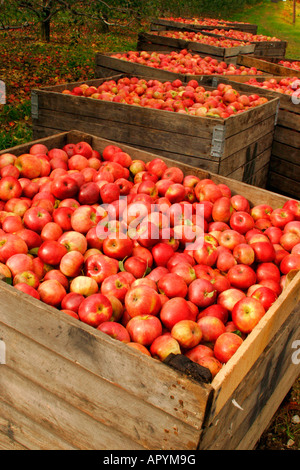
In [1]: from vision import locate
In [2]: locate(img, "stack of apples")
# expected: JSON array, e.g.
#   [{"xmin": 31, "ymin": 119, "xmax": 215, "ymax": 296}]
[
  {"xmin": 278, "ymin": 60, "xmax": 300, "ymax": 72},
  {"xmin": 244, "ymin": 77, "xmax": 300, "ymax": 97},
  {"xmin": 152, "ymin": 30, "xmax": 252, "ymax": 47},
  {"xmin": 111, "ymin": 50, "xmax": 263, "ymax": 76},
  {"xmin": 157, "ymin": 17, "xmax": 245, "ymax": 27},
  {"xmin": 0, "ymin": 138, "xmax": 299, "ymax": 381},
  {"xmin": 62, "ymin": 78, "xmax": 269, "ymax": 119},
  {"xmin": 203, "ymin": 29, "xmax": 281, "ymax": 42}
]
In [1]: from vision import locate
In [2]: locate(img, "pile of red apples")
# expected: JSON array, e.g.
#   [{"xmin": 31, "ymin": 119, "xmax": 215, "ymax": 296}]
[
  {"xmin": 203, "ymin": 29, "xmax": 281, "ymax": 42},
  {"xmin": 0, "ymin": 139, "xmax": 299, "ymax": 380},
  {"xmin": 152, "ymin": 30, "xmax": 252, "ymax": 47},
  {"xmin": 111, "ymin": 50, "xmax": 264, "ymax": 76},
  {"xmin": 62, "ymin": 78, "xmax": 269, "ymax": 119},
  {"xmin": 244, "ymin": 77, "xmax": 300, "ymax": 97},
  {"xmin": 278, "ymin": 60, "xmax": 300, "ymax": 72}
]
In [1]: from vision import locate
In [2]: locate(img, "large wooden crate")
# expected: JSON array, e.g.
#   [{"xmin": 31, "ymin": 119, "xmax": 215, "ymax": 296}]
[
  {"xmin": 200, "ymin": 30, "xmax": 287, "ymax": 59},
  {"xmin": 31, "ymin": 74, "xmax": 279, "ymax": 189},
  {"xmin": 137, "ymin": 31, "xmax": 255, "ymax": 64},
  {"xmin": 95, "ymin": 51, "xmax": 270, "ymax": 82},
  {"xmin": 0, "ymin": 130, "xmax": 299, "ymax": 450},
  {"xmin": 223, "ymin": 75, "xmax": 300, "ymax": 199},
  {"xmin": 150, "ymin": 17, "xmax": 258, "ymax": 34},
  {"xmin": 237, "ymin": 54, "xmax": 300, "ymax": 79}
]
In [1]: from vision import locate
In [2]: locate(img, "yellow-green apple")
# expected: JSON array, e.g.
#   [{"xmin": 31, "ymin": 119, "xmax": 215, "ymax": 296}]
[
  {"xmin": 58, "ymin": 230, "xmax": 88, "ymax": 254},
  {"xmin": 217, "ymin": 288, "xmax": 246, "ymax": 312},
  {"xmin": 171, "ymin": 319, "xmax": 202, "ymax": 349},
  {"xmin": 69, "ymin": 275, "xmax": 99, "ymax": 297}
]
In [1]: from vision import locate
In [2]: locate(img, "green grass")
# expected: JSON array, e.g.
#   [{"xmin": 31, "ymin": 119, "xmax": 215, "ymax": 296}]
[{"xmin": 228, "ymin": 0, "xmax": 300, "ymax": 58}]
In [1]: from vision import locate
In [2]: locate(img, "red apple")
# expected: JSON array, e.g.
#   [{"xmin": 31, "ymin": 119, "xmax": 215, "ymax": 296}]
[
  {"xmin": 232, "ymin": 297, "xmax": 266, "ymax": 334},
  {"xmin": 197, "ymin": 316, "xmax": 226, "ymax": 343},
  {"xmin": 37, "ymin": 279, "xmax": 66, "ymax": 307},
  {"xmin": 157, "ymin": 272, "xmax": 188, "ymax": 298},
  {"xmin": 78, "ymin": 293, "xmax": 113, "ymax": 327},
  {"xmin": 251, "ymin": 286, "xmax": 277, "ymax": 311},
  {"xmin": 160, "ymin": 297, "xmax": 196, "ymax": 331},
  {"xmin": 125, "ymin": 285, "xmax": 161, "ymax": 318},
  {"xmin": 227, "ymin": 264, "xmax": 257, "ymax": 290},
  {"xmin": 214, "ymin": 332, "xmax": 243, "ymax": 363},
  {"xmin": 150, "ymin": 333, "xmax": 181, "ymax": 361},
  {"xmin": 188, "ymin": 278, "xmax": 217, "ymax": 308},
  {"xmin": 97, "ymin": 321, "xmax": 131, "ymax": 343},
  {"xmin": 126, "ymin": 314, "xmax": 162, "ymax": 346}
]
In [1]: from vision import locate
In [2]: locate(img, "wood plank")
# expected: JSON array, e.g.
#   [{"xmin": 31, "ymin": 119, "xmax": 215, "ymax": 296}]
[
  {"xmin": 137, "ymin": 32, "xmax": 255, "ymax": 58},
  {"xmin": 0, "ymin": 399, "xmax": 76, "ymax": 450},
  {"xmin": 225, "ymin": 149, "xmax": 270, "ymax": 183},
  {"xmin": 237, "ymin": 54, "xmax": 300, "ymax": 78},
  {"xmin": 0, "ymin": 366, "xmax": 146, "ymax": 450},
  {"xmin": 33, "ymin": 90, "xmax": 217, "ymax": 140},
  {"xmin": 0, "ymin": 321, "xmax": 204, "ymax": 450},
  {"xmin": 267, "ymin": 172, "xmax": 300, "ymax": 200},
  {"xmin": 274, "ymin": 126, "xmax": 300, "ymax": 148},
  {"xmin": 32, "ymin": 108, "xmax": 215, "ymax": 160},
  {"xmin": 199, "ymin": 305, "xmax": 300, "ymax": 450},
  {"xmin": 271, "ymin": 140, "xmax": 300, "ymax": 165},
  {"xmin": 277, "ymin": 109, "xmax": 300, "ymax": 131},
  {"xmin": 220, "ymin": 132, "xmax": 274, "ymax": 176},
  {"xmin": 269, "ymin": 155, "xmax": 300, "ymax": 182},
  {"xmin": 0, "ymin": 281, "xmax": 212, "ymax": 432},
  {"xmin": 223, "ymin": 115, "xmax": 276, "ymax": 158},
  {"xmin": 244, "ymin": 163, "xmax": 269, "ymax": 189}
]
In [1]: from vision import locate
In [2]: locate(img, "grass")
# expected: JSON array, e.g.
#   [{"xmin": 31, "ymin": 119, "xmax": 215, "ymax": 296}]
[{"xmin": 227, "ymin": 0, "xmax": 300, "ymax": 58}]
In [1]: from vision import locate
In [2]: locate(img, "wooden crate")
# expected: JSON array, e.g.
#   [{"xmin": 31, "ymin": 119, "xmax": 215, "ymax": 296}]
[
  {"xmin": 237, "ymin": 54, "xmax": 300, "ymax": 79},
  {"xmin": 95, "ymin": 51, "xmax": 271, "ymax": 82},
  {"xmin": 150, "ymin": 17, "xmax": 258, "ymax": 34},
  {"xmin": 199, "ymin": 30, "xmax": 287, "ymax": 59},
  {"xmin": 137, "ymin": 31, "xmax": 255, "ymax": 64},
  {"xmin": 31, "ymin": 74, "xmax": 279, "ymax": 189},
  {"xmin": 222, "ymin": 75, "xmax": 300, "ymax": 199},
  {"xmin": 0, "ymin": 130, "xmax": 299, "ymax": 450}
]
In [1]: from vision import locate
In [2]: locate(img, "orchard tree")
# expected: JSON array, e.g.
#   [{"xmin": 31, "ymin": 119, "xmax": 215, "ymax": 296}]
[{"xmin": 1, "ymin": 0, "xmax": 145, "ymax": 41}]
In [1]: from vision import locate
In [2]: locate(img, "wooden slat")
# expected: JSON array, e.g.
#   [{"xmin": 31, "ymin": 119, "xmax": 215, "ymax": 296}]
[
  {"xmin": 0, "ymin": 321, "xmax": 205, "ymax": 450},
  {"xmin": 220, "ymin": 132, "xmax": 274, "ymax": 176},
  {"xmin": 237, "ymin": 54, "xmax": 300, "ymax": 78},
  {"xmin": 274, "ymin": 126, "xmax": 300, "ymax": 148},
  {"xmin": 271, "ymin": 140, "xmax": 300, "ymax": 165},
  {"xmin": 269, "ymin": 155, "xmax": 300, "ymax": 182},
  {"xmin": 225, "ymin": 149, "xmax": 270, "ymax": 182}
]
